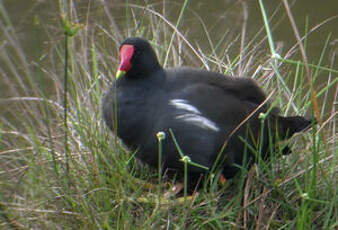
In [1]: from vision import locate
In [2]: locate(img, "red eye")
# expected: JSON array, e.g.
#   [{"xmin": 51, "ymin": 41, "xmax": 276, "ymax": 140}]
[{"xmin": 134, "ymin": 47, "xmax": 142, "ymax": 56}]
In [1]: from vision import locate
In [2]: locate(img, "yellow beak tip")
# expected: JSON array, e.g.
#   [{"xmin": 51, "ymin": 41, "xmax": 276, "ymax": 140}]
[{"xmin": 116, "ymin": 70, "xmax": 126, "ymax": 79}]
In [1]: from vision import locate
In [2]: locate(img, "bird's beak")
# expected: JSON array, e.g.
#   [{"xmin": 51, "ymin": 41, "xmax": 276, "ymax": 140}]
[{"xmin": 116, "ymin": 69, "xmax": 126, "ymax": 79}]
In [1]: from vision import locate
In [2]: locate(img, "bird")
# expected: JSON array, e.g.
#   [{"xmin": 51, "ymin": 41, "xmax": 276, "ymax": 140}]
[{"xmin": 102, "ymin": 37, "xmax": 313, "ymax": 186}]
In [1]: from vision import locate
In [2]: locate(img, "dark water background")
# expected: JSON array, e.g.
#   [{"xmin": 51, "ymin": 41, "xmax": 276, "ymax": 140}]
[
  {"xmin": 1, "ymin": 0, "xmax": 337, "ymax": 114},
  {"xmin": 3, "ymin": 0, "xmax": 338, "ymax": 62}
]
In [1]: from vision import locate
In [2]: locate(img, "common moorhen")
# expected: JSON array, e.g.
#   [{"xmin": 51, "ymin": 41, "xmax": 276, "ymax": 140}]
[{"xmin": 102, "ymin": 37, "xmax": 313, "ymax": 184}]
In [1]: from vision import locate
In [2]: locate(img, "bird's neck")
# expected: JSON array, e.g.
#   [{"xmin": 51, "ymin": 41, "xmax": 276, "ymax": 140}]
[{"xmin": 123, "ymin": 67, "xmax": 165, "ymax": 85}]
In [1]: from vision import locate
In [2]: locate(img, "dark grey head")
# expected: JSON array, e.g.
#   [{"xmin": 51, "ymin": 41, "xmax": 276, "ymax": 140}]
[{"xmin": 116, "ymin": 37, "xmax": 162, "ymax": 79}]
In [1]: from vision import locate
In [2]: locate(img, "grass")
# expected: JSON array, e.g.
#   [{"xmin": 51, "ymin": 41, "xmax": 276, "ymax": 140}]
[{"xmin": 0, "ymin": 0, "xmax": 337, "ymax": 229}]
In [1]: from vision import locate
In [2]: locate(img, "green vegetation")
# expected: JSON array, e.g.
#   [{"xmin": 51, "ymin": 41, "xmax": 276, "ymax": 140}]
[{"xmin": 0, "ymin": 1, "xmax": 336, "ymax": 229}]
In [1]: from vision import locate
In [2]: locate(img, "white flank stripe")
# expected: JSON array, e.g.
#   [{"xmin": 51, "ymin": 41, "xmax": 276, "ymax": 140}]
[
  {"xmin": 169, "ymin": 99, "xmax": 201, "ymax": 114},
  {"xmin": 169, "ymin": 99, "xmax": 220, "ymax": 132},
  {"xmin": 176, "ymin": 114, "xmax": 220, "ymax": 132}
]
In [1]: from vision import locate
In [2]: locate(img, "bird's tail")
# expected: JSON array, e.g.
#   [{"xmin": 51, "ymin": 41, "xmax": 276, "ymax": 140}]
[{"xmin": 279, "ymin": 116, "xmax": 315, "ymax": 138}]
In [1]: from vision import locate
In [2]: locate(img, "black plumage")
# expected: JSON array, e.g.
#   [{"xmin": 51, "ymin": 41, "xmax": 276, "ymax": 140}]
[{"xmin": 102, "ymin": 37, "xmax": 313, "ymax": 181}]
